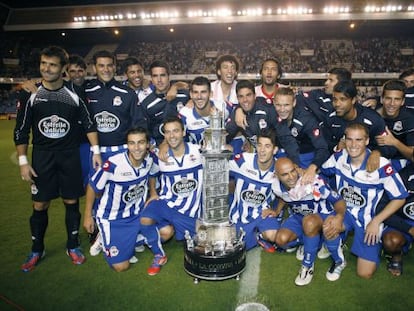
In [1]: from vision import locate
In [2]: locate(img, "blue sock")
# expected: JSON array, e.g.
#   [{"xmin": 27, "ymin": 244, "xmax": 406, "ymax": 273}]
[
  {"xmin": 283, "ymin": 238, "xmax": 301, "ymax": 249},
  {"xmin": 325, "ymin": 236, "xmax": 344, "ymax": 264},
  {"xmin": 140, "ymin": 225, "xmax": 165, "ymax": 256},
  {"xmin": 303, "ymin": 235, "xmax": 320, "ymax": 268}
]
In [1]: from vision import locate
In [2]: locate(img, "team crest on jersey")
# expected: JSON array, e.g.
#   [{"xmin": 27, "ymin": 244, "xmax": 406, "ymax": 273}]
[
  {"xmin": 339, "ymin": 186, "xmax": 365, "ymax": 208},
  {"xmin": 113, "ymin": 96, "xmax": 122, "ymax": 106},
  {"xmin": 241, "ymin": 189, "xmax": 266, "ymax": 206},
  {"xmin": 291, "ymin": 127, "xmax": 298, "ymax": 137},
  {"xmin": 303, "ymin": 92, "xmax": 309, "ymax": 98},
  {"xmin": 402, "ymin": 201, "xmax": 414, "ymax": 220},
  {"xmin": 172, "ymin": 178, "xmax": 198, "ymax": 197},
  {"xmin": 31, "ymin": 184, "xmax": 39, "ymax": 195},
  {"xmin": 258, "ymin": 119, "xmax": 267, "ymax": 129},
  {"xmin": 393, "ymin": 121, "xmax": 403, "ymax": 132},
  {"xmin": 313, "ymin": 128, "xmax": 320, "ymax": 137},
  {"xmin": 38, "ymin": 115, "xmax": 70, "ymax": 139},
  {"xmin": 105, "ymin": 246, "xmax": 119, "ymax": 258},
  {"xmin": 123, "ymin": 184, "xmax": 146, "ymax": 203},
  {"xmin": 95, "ymin": 111, "xmax": 120, "ymax": 133},
  {"xmin": 102, "ymin": 161, "xmax": 111, "ymax": 171},
  {"xmin": 383, "ymin": 164, "xmax": 394, "ymax": 176},
  {"xmin": 291, "ymin": 205, "xmax": 314, "ymax": 216},
  {"xmin": 176, "ymin": 101, "xmax": 184, "ymax": 112}
]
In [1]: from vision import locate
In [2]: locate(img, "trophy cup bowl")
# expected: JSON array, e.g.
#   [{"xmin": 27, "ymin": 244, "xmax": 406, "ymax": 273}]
[{"xmin": 183, "ymin": 110, "xmax": 246, "ymax": 283}]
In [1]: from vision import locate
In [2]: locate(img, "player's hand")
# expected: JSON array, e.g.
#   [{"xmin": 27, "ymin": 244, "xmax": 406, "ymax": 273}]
[
  {"xmin": 375, "ymin": 127, "xmax": 396, "ymax": 146},
  {"xmin": 261, "ymin": 209, "xmax": 278, "ymax": 219},
  {"xmin": 20, "ymin": 164, "xmax": 37, "ymax": 183},
  {"xmin": 21, "ymin": 80, "xmax": 39, "ymax": 93},
  {"xmin": 300, "ymin": 164, "xmax": 317, "ymax": 185},
  {"xmin": 235, "ymin": 107, "xmax": 248, "ymax": 130},
  {"xmin": 364, "ymin": 219, "xmax": 381, "ymax": 246},
  {"xmin": 323, "ymin": 215, "xmax": 344, "ymax": 240},
  {"xmin": 92, "ymin": 154, "xmax": 102, "ymax": 170},
  {"xmin": 361, "ymin": 98, "xmax": 378, "ymax": 109},
  {"xmin": 335, "ymin": 139, "xmax": 346, "ymax": 152},
  {"xmin": 83, "ymin": 215, "xmax": 95, "ymax": 234}
]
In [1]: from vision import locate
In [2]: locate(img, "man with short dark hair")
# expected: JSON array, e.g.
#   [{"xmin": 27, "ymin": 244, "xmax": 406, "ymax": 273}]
[
  {"xmin": 226, "ymin": 80, "xmax": 300, "ymax": 164},
  {"xmin": 140, "ymin": 116, "xmax": 203, "ymax": 276},
  {"xmin": 121, "ymin": 56, "xmax": 152, "ymax": 104},
  {"xmin": 140, "ymin": 60, "xmax": 189, "ymax": 145},
  {"xmin": 296, "ymin": 67, "xmax": 352, "ymax": 125},
  {"xmin": 14, "ymin": 46, "xmax": 101, "ymax": 272}
]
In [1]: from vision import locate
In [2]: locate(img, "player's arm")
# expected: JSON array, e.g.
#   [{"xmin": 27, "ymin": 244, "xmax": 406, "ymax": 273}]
[
  {"xmin": 234, "ymin": 106, "xmax": 248, "ymax": 130},
  {"xmin": 262, "ymin": 198, "xmax": 285, "ymax": 218},
  {"xmin": 20, "ymin": 79, "xmax": 39, "ymax": 93},
  {"xmin": 323, "ymin": 199, "xmax": 346, "ymax": 239},
  {"xmin": 166, "ymin": 81, "xmax": 189, "ymax": 101},
  {"xmin": 83, "ymin": 184, "xmax": 97, "ymax": 234},
  {"xmin": 376, "ymin": 127, "xmax": 414, "ymax": 161},
  {"xmin": 86, "ymin": 132, "xmax": 102, "ymax": 169},
  {"xmin": 145, "ymin": 177, "xmax": 159, "ymax": 207},
  {"xmin": 16, "ymin": 144, "xmax": 38, "ymax": 183},
  {"xmin": 365, "ymin": 198, "xmax": 405, "ymax": 246}
]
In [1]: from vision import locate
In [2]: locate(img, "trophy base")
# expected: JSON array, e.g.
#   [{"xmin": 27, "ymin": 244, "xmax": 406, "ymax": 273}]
[{"xmin": 184, "ymin": 242, "xmax": 246, "ymax": 282}]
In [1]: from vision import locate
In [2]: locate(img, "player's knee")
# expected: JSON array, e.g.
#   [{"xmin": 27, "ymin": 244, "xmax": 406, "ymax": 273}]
[
  {"xmin": 112, "ymin": 261, "xmax": 130, "ymax": 272},
  {"xmin": 382, "ymin": 231, "xmax": 405, "ymax": 252},
  {"xmin": 357, "ymin": 269, "xmax": 375, "ymax": 279},
  {"xmin": 275, "ymin": 231, "xmax": 290, "ymax": 246},
  {"xmin": 33, "ymin": 201, "xmax": 50, "ymax": 211},
  {"xmin": 302, "ymin": 215, "xmax": 322, "ymax": 236},
  {"xmin": 160, "ymin": 225, "xmax": 174, "ymax": 242}
]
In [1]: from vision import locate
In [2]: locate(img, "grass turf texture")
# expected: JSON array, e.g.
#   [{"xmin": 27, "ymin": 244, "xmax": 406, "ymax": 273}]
[{"xmin": 0, "ymin": 120, "xmax": 413, "ymax": 311}]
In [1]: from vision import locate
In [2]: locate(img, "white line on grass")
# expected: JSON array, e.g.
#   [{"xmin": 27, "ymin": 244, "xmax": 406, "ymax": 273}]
[{"xmin": 237, "ymin": 247, "xmax": 261, "ymax": 301}]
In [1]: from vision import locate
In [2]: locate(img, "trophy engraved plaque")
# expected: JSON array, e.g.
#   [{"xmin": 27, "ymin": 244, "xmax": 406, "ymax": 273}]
[{"xmin": 184, "ymin": 109, "xmax": 246, "ymax": 283}]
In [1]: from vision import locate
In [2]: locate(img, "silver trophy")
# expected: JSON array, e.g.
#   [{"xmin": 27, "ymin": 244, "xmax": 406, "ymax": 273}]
[{"xmin": 184, "ymin": 107, "xmax": 246, "ymax": 283}]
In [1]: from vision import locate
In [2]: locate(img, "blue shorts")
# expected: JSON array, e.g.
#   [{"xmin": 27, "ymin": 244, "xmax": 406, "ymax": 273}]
[
  {"xmin": 97, "ymin": 216, "xmax": 141, "ymax": 266},
  {"xmin": 343, "ymin": 211, "xmax": 381, "ymax": 265},
  {"xmin": 236, "ymin": 216, "xmax": 281, "ymax": 250},
  {"xmin": 79, "ymin": 142, "xmax": 90, "ymax": 188},
  {"xmin": 141, "ymin": 199, "xmax": 197, "ymax": 240},
  {"xmin": 382, "ymin": 219, "xmax": 414, "ymax": 254}
]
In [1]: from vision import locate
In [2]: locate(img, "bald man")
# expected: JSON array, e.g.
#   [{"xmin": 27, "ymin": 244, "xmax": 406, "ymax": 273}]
[{"xmin": 272, "ymin": 157, "xmax": 346, "ymax": 286}]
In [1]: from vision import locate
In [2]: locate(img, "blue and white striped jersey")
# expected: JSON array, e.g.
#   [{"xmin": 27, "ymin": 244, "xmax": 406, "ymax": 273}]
[
  {"xmin": 321, "ymin": 149, "xmax": 408, "ymax": 228},
  {"xmin": 179, "ymin": 103, "xmax": 214, "ymax": 145},
  {"xmin": 90, "ymin": 151, "xmax": 158, "ymax": 221},
  {"xmin": 272, "ymin": 174, "xmax": 341, "ymax": 216},
  {"xmin": 156, "ymin": 142, "xmax": 203, "ymax": 218},
  {"xmin": 229, "ymin": 153, "xmax": 276, "ymax": 224}
]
